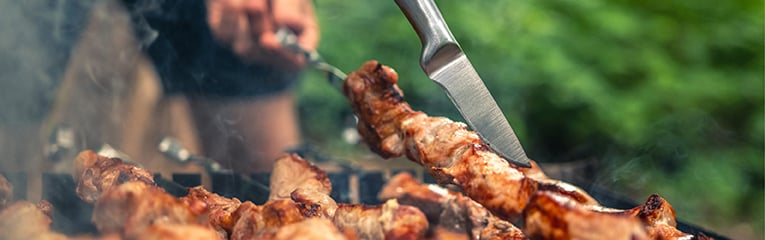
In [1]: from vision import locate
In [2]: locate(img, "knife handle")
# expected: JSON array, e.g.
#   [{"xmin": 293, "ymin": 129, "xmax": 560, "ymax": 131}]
[{"xmin": 394, "ymin": 0, "xmax": 463, "ymax": 74}]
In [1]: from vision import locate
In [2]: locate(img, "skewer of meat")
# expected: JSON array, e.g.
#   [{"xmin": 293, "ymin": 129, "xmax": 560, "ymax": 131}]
[
  {"xmin": 73, "ymin": 150, "xmax": 155, "ymax": 203},
  {"xmin": 140, "ymin": 223, "xmax": 223, "ymax": 240},
  {"xmin": 179, "ymin": 154, "xmax": 323, "ymax": 239},
  {"xmin": 181, "ymin": 153, "xmax": 424, "ymax": 240},
  {"xmin": 181, "ymin": 186, "xmax": 242, "ymax": 236},
  {"xmin": 271, "ymin": 154, "xmax": 430, "ymax": 240},
  {"xmin": 269, "ymin": 153, "xmax": 338, "ymax": 219},
  {"xmin": 0, "ymin": 174, "xmax": 69, "ymax": 240},
  {"xmin": 74, "ymin": 150, "xmax": 265, "ymax": 239},
  {"xmin": 0, "ymin": 198, "xmax": 69, "ymax": 239},
  {"xmin": 524, "ymin": 191, "xmax": 705, "ymax": 239},
  {"xmin": 73, "ymin": 150, "xmax": 428, "ymax": 240},
  {"xmin": 72, "ymin": 151, "xmax": 327, "ymax": 239},
  {"xmin": 93, "ymin": 181, "xmax": 218, "ymax": 238},
  {"xmin": 223, "ymin": 154, "xmax": 339, "ymax": 239},
  {"xmin": 73, "ymin": 150, "xmax": 224, "ymax": 239},
  {"xmin": 269, "ymin": 218, "xmax": 350, "ymax": 240},
  {"xmin": 227, "ymin": 153, "xmax": 429, "ymax": 240},
  {"xmin": 379, "ymin": 172, "xmax": 525, "ymax": 240},
  {"xmin": 342, "ymin": 60, "xmax": 710, "ymax": 240},
  {"xmin": 333, "ymin": 199, "xmax": 429, "ymax": 240}
]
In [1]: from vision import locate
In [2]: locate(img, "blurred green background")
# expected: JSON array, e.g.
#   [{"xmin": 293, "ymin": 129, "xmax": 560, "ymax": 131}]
[{"xmin": 296, "ymin": 0, "xmax": 763, "ymax": 238}]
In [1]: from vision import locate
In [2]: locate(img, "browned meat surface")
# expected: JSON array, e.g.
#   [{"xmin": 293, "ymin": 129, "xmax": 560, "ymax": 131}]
[
  {"xmin": 524, "ymin": 192, "xmax": 702, "ymax": 239},
  {"xmin": 93, "ymin": 181, "xmax": 212, "ymax": 238},
  {"xmin": 269, "ymin": 153, "xmax": 332, "ymax": 200},
  {"xmin": 66, "ymin": 140, "xmax": 703, "ymax": 240},
  {"xmin": 379, "ymin": 172, "xmax": 449, "ymax": 220},
  {"xmin": 229, "ymin": 201, "xmax": 264, "ymax": 240},
  {"xmin": 333, "ymin": 199, "xmax": 429, "ymax": 240},
  {"xmin": 343, "ymin": 60, "xmax": 709, "ymax": 240},
  {"xmin": 36, "ymin": 200, "xmax": 56, "ymax": 217},
  {"xmin": 623, "ymin": 194, "xmax": 698, "ymax": 240},
  {"xmin": 74, "ymin": 150, "xmax": 155, "ymax": 203},
  {"xmin": 428, "ymin": 227, "xmax": 470, "ymax": 240},
  {"xmin": 261, "ymin": 154, "xmax": 431, "ymax": 240},
  {"xmin": 380, "ymin": 172, "xmax": 525, "ymax": 240},
  {"xmin": 270, "ymin": 218, "xmax": 348, "ymax": 240},
  {"xmin": 261, "ymin": 199, "xmax": 306, "ymax": 229},
  {"xmin": 0, "ymin": 201, "xmax": 68, "ymax": 240},
  {"xmin": 229, "ymin": 199, "xmax": 306, "ymax": 239},
  {"xmin": 72, "ymin": 150, "xmax": 222, "ymax": 239},
  {"xmin": 70, "ymin": 150, "xmax": 440, "ymax": 240},
  {"xmin": 270, "ymin": 154, "xmax": 429, "ymax": 240},
  {"xmin": 0, "ymin": 174, "xmax": 12, "ymax": 211},
  {"xmin": 291, "ymin": 187, "xmax": 338, "ymax": 218},
  {"xmin": 344, "ymin": 61, "xmax": 550, "ymax": 220},
  {"xmin": 228, "ymin": 155, "xmax": 321, "ymax": 240},
  {"xmin": 520, "ymin": 161, "xmax": 599, "ymax": 206},
  {"xmin": 523, "ymin": 191, "xmax": 647, "ymax": 239},
  {"xmin": 140, "ymin": 223, "xmax": 222, "ymax": 240},
  {"xmin": 270, "ymin": 154, "xmax": 338, "ymax": 218},
  {"xmin": 181, "ymin": 186, "xmax": 242, "ymax": 235}
]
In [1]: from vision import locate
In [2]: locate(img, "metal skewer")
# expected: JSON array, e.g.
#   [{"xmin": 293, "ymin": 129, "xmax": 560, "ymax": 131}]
[
  {"xmin": 158, "ymin": 137, "xmax": 271, "ymax": 192},
  {"xmin": 275, "ymin": 27, "xmax": 347, "ymax": 89}
]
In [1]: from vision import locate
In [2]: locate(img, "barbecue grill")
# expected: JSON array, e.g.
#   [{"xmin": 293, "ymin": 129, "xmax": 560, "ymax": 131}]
[
  {"xmin": 0, "ymin": 0, "xmax": 753, "ymax": 239},
  {"xmin": 1, "ymin": 169, "xmax": 728, "ymax": 239}
]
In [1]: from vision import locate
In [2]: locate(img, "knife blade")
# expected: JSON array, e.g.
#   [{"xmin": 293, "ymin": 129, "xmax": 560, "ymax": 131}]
[{"xmin": 394, "ymin": 0, "xmax": 530, "ymax": 167}]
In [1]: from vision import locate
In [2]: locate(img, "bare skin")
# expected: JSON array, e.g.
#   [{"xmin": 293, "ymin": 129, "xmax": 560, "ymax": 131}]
[
  {"xmin": 190, "ymin": 92, "xmax": 301, "ymax": 173},
  {"xmin": 196, "ymin": 0, "xmax": 318, "ymax": 172},
  {"xmin": 206, "ymin": 0, "xmax": 319, "ymax": 70}
]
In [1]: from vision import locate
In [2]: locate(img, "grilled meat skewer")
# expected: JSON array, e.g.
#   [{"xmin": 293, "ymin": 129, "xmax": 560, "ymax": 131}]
[
  {"xmin": 72, "ymin": 151, "xmax": 431, "ymax": 240},
  {"xmin": 380, "ymin": 172, "xmax": 525, "ymax": 239},
  {"xmin": 0, "ymin": 200, "xmax": 68, "ymax": 240},
  {"xmin": 0, "ymin": 174, "xmax": 69, "ymax": 239},
  {"xmin": 343, "ymin": 60, "xmax": 710, "ymax": 240},
  {"xmin": 272, "ymin": 154, "xmax": 429, "ymax": 240},
  {"xmin": 333, "ymin": 199, "xmax": 428, "ymax": 240},
  {"xmin": 74, "ymin": 150, "xmax": 155, "ymax": 203}
]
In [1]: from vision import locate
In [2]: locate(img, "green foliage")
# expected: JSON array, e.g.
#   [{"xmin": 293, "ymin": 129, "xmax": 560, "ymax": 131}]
[{"xmin": 297, "ymin": 0, "xmax": 763, "ymax": 237}]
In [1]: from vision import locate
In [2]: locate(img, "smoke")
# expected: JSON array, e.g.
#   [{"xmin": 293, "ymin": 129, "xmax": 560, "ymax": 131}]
[
  {"xmin": 0, "ymin": 0, "xmax": 99, "ymax": 178},
  {"xmin": 0, "ymin": 0, "xmax": 94, "ymax": 125}
]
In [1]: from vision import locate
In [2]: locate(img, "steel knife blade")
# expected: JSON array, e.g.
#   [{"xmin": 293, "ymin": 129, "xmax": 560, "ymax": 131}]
[{"xmin": 394, "ymin": 0, "xmax": 530, "ymax": 167}]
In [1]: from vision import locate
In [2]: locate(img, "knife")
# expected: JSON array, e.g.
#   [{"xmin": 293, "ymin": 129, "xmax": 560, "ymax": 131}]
[{"xmin": 394, "ymin": 0, "xmax": 531, "ymax": 167}]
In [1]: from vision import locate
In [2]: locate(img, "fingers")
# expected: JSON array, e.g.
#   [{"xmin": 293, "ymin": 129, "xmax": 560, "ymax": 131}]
[
  {"xmin": 271, "ymin": 0, "xmax": 318, "ymax": 50},
  {"xmin": 206, "ymin": 0, "xmax": 235, "ymax": 43},
  {"xmin": 266, "ymin": 0, "xmax": 319, "ymax": 69},
  {"xmin": 296, "ymin": 0, "xmax": 319, "ymax": 52},
  {"xmin": 206, "ymin": 0, "xmax": 319, "ymax": 69},
  {"xmin": 271, "ymin": 0, "xmax": 307, "ymax": 34},
  {"xmin": 232, "ymin": 11, "xmax": 254, "ymax": 60},
  {"xmin": 241, "ymin": 0, "xmax": 270, "ymax": 44},
  {"xmin": 207, "ymin": 0, "xmax": 261, "ymax": 51}
]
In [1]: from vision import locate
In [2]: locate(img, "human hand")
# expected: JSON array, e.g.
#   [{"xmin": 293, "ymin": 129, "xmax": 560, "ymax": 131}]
[{"xmin": 206, "ymin": 0, "xmax": 319, "ymax": 70}]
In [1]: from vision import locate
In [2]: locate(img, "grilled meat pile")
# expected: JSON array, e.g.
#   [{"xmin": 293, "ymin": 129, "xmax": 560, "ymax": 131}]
[
  {"xmin": 0, "ymin": 174, "xmax": 69, "ymax": 239},
  {"xmin": 63, "ymin": 148, "xmax": 529, "ymax": 239},
  {"xmin": 73, "ymin": 151, "xmax": 222, "ymax": 239},
  {"xmin": 343, "ymin": 60, "xmax": 712, "ymax": 240},
  {"xmin": 0, "ymin": 201, "xmax": 71, "ymax": 240},
  {"xmin": 68, "ymin": 150, "xmax": 436, "ymax": 239}
]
